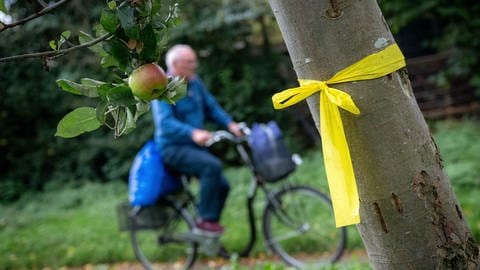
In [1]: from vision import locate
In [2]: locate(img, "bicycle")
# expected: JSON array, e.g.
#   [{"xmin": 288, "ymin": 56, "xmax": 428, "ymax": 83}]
[{"xmin": 117, "ymin": 123, "xmax": 347, "ymax": 269}]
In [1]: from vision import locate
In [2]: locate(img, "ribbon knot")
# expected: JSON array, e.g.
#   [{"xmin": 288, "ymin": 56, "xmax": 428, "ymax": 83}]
[{"xmin": 272, "ymin": 43, "xmax": 406, "ymax": 227}]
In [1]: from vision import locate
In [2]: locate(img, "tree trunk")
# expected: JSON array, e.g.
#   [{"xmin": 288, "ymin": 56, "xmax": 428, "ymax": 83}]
[{"xmin": 267, "ymin": 0, "xmax": 479, "ymax": 269}]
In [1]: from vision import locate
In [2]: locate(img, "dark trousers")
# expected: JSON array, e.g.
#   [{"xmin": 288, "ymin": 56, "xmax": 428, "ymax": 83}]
[{"xmin": 162, "ymin": 145, "xmax": 230, "ymax": 221}]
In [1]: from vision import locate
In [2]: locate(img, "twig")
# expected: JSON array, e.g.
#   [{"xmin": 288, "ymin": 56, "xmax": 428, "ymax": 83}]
[
  {"xmin": 0, "ymin": 0, "xmax": 72, "ymax": 32},
  {"xmin": 37, "ymin": 0, "xmax": 48, "ymax": 8},
  {"xmin": 0, "ymin": 32, "xmax": 113, "ymax": 62}
]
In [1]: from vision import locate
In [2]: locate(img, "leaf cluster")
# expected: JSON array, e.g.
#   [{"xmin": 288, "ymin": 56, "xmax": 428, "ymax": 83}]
[
  {"xmin": 52, "ymin": 0, "xmax": 186, "ymax": 138},
  {"xmin": 0, "ymin": 0, "xmax": 187, "ymax": 201}
]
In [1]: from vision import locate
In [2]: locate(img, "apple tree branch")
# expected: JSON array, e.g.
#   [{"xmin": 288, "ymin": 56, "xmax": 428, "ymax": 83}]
[{"xmin": 0, "ymin": 0, "xmax": 72, "ymax": 32}]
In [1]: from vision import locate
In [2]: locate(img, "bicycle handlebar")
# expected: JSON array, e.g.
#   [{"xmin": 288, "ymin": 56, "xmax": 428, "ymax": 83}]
[{"xmin": 204, "ymin": 122, "xmax": 250, "ymax": 147}]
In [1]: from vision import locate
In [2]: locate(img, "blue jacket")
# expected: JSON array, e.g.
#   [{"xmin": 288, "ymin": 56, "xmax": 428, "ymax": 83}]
[{"xmin": 151, "ymin": 77, "xmax": 232, "ymax": 151}]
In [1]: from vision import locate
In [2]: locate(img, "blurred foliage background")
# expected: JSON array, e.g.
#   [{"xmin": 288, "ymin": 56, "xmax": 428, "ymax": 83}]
[{"xmin": 1, "ymin": 0, "xmax": 479, "ymax": 202}]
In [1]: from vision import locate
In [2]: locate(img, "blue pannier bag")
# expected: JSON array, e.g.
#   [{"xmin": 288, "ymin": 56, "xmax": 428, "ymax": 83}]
[
  {"xmin": 128, "ymin": 140, "xmax": 182, "ymax": 206},
  {"xmin": 248, "ymin": 121, "xmax": 296, "ymax": 182}
]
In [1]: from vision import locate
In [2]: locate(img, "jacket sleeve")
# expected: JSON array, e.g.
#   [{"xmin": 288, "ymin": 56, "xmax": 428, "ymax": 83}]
[
  {"xmin": 200, "ymin": 83, "xmax": 233, "ymax": 128},
  {"xmin": 151, "ymin": 100, "xmax": 195, "ymax": 143}
]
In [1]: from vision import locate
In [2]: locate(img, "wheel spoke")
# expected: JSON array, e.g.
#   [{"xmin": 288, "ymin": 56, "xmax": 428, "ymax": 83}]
[
  {"xmin": 130, "ymin": 205, "xmax": 198, "ymax": 269},
  {"xmin": 268, "ymin": 227, "xmax": 306, "ymax": 243},
  {"xmin": 262, "ymin": 185, "xmax": 347, "ymax": 267}
]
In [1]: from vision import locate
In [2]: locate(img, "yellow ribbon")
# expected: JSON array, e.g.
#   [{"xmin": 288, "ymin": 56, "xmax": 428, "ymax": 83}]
[{"xmin": 272, "ymin": 43, "xmax": 406, "ymax": 227}]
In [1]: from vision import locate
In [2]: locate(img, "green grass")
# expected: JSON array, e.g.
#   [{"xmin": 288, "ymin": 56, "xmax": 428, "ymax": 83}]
[
  {"xmin": 0, "ymin": 181, "xmax": 134, "ymax": 269},
  {"xmin": 0, "ymin": 119, "xmax": 479, "ymax": 269},
  {"xmin": 430, "ymin": 119, "xmax": 480, "ymax": 240}
]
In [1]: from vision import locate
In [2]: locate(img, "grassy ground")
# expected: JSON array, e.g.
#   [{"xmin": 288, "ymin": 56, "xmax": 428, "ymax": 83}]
[{"xmin": 0, "ymin": 119, "xmax": 479, "ymax": 269}]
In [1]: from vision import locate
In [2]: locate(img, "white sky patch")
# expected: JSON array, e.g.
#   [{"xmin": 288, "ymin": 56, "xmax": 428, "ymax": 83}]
[{"xmin": 0, "ymin": 11, "xmax": 13, "ymax": 24}]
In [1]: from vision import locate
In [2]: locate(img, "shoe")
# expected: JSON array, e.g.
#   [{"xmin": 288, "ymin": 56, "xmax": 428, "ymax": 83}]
[{"xmin": 193, "ymin": 219, "xmax": 225, "ymax": 237}]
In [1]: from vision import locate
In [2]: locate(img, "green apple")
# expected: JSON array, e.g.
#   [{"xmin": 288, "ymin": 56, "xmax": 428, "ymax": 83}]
[{"xmin": 128, "ymin": 63, "xmax": 168, "ymax": 101}]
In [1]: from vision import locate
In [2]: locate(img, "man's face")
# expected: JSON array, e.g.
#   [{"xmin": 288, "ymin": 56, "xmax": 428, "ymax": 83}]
[{"xmin": 172, "ymin": 48, "xmax": 198, "ymax": 80}]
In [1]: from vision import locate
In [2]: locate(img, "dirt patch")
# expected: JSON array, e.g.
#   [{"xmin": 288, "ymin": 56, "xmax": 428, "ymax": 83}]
[{"xmin": 54, "ymin": 250, "xmax": 368, "ymax": 270}]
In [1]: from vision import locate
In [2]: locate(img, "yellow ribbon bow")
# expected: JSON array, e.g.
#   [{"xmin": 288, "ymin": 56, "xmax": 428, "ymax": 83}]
[{"xmin": 272, "ymin": 43, "xmax": 406, "ymax": 227}]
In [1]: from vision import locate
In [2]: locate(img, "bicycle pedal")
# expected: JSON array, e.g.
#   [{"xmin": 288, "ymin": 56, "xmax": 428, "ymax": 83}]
[
  {"xmin": 182, "ymin": 230, "xmax": 220, "ymax": 244},
  {"xmin": 198, "ymin": 237, "xmax": 221, "ymax": 257},
  {"xmin": 192, "ymin": 228, "xmax": 224, "ymax": 238}
]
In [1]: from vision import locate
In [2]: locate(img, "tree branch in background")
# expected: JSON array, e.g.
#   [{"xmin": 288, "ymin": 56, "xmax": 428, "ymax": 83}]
[
  {"xmin": 0, "ymin": 32, "xmax": 113, "ymax": 62},
  {"xmin": 37, "ymin": 0, "xmax": 48, "ymax": 8},
  {"xmin": 0, "ymin": 0, "xmax": 72, "ymax": 32}
]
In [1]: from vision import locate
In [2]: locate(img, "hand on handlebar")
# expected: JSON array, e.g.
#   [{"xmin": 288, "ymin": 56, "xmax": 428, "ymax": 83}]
[
  {"xmin": 200, "ymin": 122, "xmax": 250, "ymax": 147},
  {"xmin": 192, "ymin": 129, "xmax": 212, "ymax": 146},
  {"xmin": 228, "ymin": 122, "xmax": 244, "ymax": 137}
]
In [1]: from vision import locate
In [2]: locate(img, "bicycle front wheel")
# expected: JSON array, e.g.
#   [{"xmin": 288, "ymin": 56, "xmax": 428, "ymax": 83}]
[
  {"xmin": 262, "ymin": 185, "xmax": 347, "ymax": 268},
  {"xmin": 130, "ymin": 206, "xmax": 197, "ymax": 270}
]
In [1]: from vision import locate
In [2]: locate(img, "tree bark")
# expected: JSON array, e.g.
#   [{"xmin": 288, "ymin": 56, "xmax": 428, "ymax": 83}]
[{"xmin": 267, "ymin": 0, "xmax": 479, "ymax": 269}]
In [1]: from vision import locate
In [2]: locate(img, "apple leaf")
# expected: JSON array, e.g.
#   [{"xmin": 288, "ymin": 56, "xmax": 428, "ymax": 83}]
[
  {"xmin": 134, "ymin": 100, "xmax": 151, "ymax": 121},
  {"xmin": 137, "ymin": 0, "xmax": 152, "ymax": 16},
  {"xmin": 106, "ymin": 85, "xmax": 136, "ymax": 106},
  {"xmin": 107, "ymin": 1, "xmax": 117, "ymax": 9},
  {"xmin": 49, "ymin": 40, "xmax": 57, "ymax": 50},
  {"xmin": 164, "ymin": 76, "xmax": 187, "ymax": 103},
  {"xmin": 56, "ymin": 79, "xmax": 99, "ymax": 97},
  {"xmin": 164, "ymin": 3, "xmax": 181, "ymax": 27},
  {"xmin": 119, "ymin": 107, "xmax": 136, "ymax": 135},
  {"xmin": 100, "ymin": 9, "xmax": 118, "ymax": 33},
  {"xmin": 80, "ymin": 78, "xmax": 107, "ymax": 87},
  {"xmin": 79, "ymin": 31, "xmax": 105, "ymax": 55},
  {"xmin": 151, "ymin": 0, "xmax": 162, "ymax": 15},
  {"xmin": 139, "ymin": 24, "xmax": 158, "ymax": 62},
  {"xmin": 117, "ymin": 4, "xmax": 140, "ymax": 40},
  {"xmin": 104, "ymin": 38, "xmax": 130, "ymax": 70},
  {"xmin": 96, "ymin": 100, "xmax": 109, "ymax": 124},
  {"xmin": 169, "ymin": 81, "xmax": 187, "ymax": 102},
  {"xmin": 57, "ymin": 30, "xmax": 71, "ymax": 49},
  {"xmin": 100, "ymin": 54, "xmax": 120, "ymax": 68},
  {"xmin": 55, "ymin": 107, "xmax": 102, "ymax": 138},
  {"xmin": 124, "ymin": 107, "xmax": 136, "ymax": 134},
  {"xmin": 97, "ymin": 83, "xmax": 113, "ymax": 98}
]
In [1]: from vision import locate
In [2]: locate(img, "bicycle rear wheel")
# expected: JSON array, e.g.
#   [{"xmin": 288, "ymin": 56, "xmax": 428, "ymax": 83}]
[
  {"xmin": 262, "ymin": 185, "xmax": 346, "ymax": 268},
  {"xmin": 130, "ymin": 206, "xmax": 197, "ymax": 270}
]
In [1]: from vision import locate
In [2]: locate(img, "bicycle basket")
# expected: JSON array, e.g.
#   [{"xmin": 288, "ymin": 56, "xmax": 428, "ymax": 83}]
[
  {"xmin": 117, "ymin": 201, "xmax": 176, "ymax": 231},
  {"xmin": 249, "ymin": 121, "xmax": 296, "ymax": 182}
]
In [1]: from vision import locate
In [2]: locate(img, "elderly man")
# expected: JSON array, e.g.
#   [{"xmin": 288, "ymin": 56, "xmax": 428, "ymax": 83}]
[{"xmin": 151, "ymin": 44, "xmax": 242, "ymax": 236}]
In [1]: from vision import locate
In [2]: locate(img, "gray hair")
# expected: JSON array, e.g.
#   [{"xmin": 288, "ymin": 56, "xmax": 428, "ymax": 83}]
[{"xmin": 165, "ymin": 44, "xmax": 194, "ymax": 70}]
